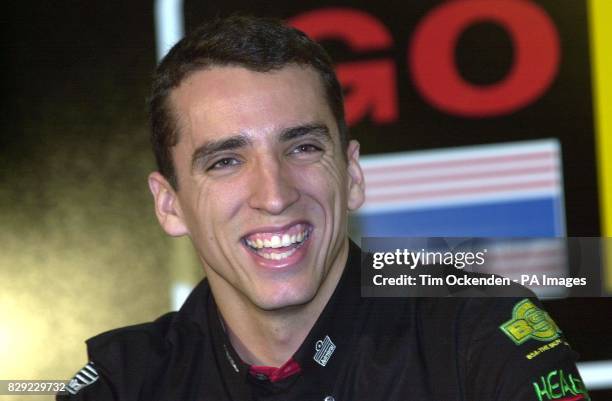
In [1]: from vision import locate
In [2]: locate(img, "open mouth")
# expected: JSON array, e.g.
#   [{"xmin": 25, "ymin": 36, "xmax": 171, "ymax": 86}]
[{"xmin": 242, "ymin": 223, "xmax": 313, "ymax": 261}]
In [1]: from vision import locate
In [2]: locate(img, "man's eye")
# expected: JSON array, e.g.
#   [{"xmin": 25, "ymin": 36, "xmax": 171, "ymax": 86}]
[
  {"xmin": 291, "ymin": 144, "xmax": 322, "ymax": 154},
  {"xmin": 208, "ymin": 158, "xmax": 240, "ymax": 171}
]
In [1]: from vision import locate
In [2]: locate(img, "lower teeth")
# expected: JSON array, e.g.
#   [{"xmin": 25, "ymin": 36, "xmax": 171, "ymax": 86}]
[{"xmin": 259, "ymin": 247, "xmax": 298, "ymax": 260}]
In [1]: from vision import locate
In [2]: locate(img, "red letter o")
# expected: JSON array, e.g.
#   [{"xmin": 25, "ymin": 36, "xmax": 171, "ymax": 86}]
[{"xmin": 409, "ymin": 0, "xmax": 560, "ymax": 117}]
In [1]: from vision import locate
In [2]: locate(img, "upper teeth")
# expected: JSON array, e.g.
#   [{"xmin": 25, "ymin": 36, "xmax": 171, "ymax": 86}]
[{"xmin": 245, "ymin": 229, "xmax": 309, "ymax": 249}]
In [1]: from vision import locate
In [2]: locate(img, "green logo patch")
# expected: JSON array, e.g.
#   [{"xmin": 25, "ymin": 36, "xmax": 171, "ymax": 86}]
[{"xmin": 500, "ymin": 299, "xmax": 561, "ymax": 345}]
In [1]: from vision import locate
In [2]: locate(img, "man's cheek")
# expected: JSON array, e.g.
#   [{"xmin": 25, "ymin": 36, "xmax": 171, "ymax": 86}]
[{"xmin": 295, "ymin": 164, "xmax": 340, "ymax": 191}]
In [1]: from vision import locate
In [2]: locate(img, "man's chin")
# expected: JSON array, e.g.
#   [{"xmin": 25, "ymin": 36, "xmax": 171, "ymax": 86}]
[{"xmin": 250, "ymin": 287, "xmax": 317, "ymax": 312}]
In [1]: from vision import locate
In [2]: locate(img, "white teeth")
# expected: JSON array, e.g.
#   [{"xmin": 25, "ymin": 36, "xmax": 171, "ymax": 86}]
[
  {"xmin": 257, "ymin": 248, "xmax": 297, "ymax": 261},
  {"xmin": 270, "ymin": 235, "xmax": 281, "ymax": 248},
  {"xmin": 245, "ymin": 227, "xmax": 310, "ymax": 250}
]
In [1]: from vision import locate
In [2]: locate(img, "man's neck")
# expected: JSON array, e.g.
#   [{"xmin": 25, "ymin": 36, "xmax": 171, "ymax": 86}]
[{"xmin": 209, "ymin": 239, "xmax": 350, "ymax": 367}]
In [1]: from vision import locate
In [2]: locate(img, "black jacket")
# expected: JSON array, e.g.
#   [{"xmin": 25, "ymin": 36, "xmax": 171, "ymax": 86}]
[{"xmin": 59, "ymin": 243, "xmax": 590, "ymax": 400}]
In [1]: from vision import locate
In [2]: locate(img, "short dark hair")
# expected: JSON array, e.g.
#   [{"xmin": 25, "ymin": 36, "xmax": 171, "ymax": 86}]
[{"xmin": 149, "ymin": 15, "xmax": 347, "ymax": 189}]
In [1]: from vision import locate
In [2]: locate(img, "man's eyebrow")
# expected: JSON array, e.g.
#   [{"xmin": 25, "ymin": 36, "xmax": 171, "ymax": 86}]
[
  {"xmin": 191, "ymin": 134, "xmax": 250, "ymax": 171},
  {"xmin": 190, "ymin": 124, "xmax": 331, "ymax": 171},
  {"xmin": 279, "ymin": 123, "xmax": 332, "ymax": 143}
]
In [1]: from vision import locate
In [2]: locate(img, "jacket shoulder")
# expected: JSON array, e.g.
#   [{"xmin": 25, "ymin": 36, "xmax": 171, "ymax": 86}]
[
  {"xmin": 87, "ymin": 311, "xmax": 177, "ymax": 356},
  {"xmin": 58, "ymin": 312, "xmax": 179, "ymax": 401}
]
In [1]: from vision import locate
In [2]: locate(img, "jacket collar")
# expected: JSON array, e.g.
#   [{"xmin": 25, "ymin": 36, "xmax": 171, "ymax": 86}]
[{"xmin": 175, "ymin": 239, "xmax": 363, "ymax": 396}]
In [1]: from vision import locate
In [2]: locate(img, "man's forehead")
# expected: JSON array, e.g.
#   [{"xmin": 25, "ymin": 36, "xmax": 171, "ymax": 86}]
[
  {"xmin": 168, "ymin": 65, "xmax": 337, "ymax": 148},
  {"xmin": 171, "ymin": 64, "xmax": 326, "ymax": 109}
]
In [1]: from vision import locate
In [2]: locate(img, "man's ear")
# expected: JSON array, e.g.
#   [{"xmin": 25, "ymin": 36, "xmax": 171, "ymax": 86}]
[
  {"xmin": 346, "ymin": 140, "xmax": 365, "ymax": 211},
  {"xmin": 148, "ymin": 172, "xmax": 189, "ymax": 237}
]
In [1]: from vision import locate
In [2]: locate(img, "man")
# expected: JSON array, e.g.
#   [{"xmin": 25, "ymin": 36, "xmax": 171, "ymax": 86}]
[{"xmin": 60, "ymin": 16, "xmax": 590, "ymax": 401}]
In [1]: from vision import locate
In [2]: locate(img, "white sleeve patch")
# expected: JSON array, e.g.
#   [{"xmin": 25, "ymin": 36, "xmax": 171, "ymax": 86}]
[{"xmin": 66, "ymin": 362, "xmax": 99, "ymax": 395}]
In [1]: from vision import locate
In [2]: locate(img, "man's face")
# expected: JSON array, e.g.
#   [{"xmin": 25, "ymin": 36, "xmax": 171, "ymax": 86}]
[{"xmin": 149, "ymin": 65, "xmax": 364, "ymax": 311}]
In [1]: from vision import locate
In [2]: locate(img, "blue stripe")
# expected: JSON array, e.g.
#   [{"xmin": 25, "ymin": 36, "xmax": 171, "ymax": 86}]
[{"xmin": 350, "ymin": 197, "xmax": 564, "ymax": 237}]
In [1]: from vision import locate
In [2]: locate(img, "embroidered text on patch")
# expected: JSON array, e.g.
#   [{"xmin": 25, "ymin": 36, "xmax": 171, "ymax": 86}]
[{"xmin": 314, "ymin": 335, "xmax": 336, "ymax": 367}]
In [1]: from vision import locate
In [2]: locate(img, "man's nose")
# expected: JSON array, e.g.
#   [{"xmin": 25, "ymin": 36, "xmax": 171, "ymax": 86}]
[{"xmin": 247, "ymin": 157, "xmax": 300, "ymax": 215}]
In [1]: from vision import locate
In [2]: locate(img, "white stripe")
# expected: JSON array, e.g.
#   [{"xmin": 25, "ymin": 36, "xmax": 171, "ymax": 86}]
[
  {"xmin": 577, "ymin": 360, "xmax": 612, "ymax": 390},
  {"xmin": 363, "ymin": 153, "xmax": 558, "ymax": 176},
  {"xmin": 154, "ymin": 0, "xmax": 185, "ymax": 61},
  {"xmin": 84, "ymin": 364, "xmax": 98, "ymax": 377},
  {"xmin": 364, "ymin": 160, "xmax": 558, "ymax": 183},
  {"xmin": 366, "ymin": 173, "xmax": 557, "ymax": 196},
  {"xmin": 76, "ymin": 373, "xmax": 93, "ymax": 384},
  {"xmin": 360, "ymin": 139, "xmax": 559, "ymax": 168},
  {"xmin": 79, "ymin": 368, "xmax": 96, "ymax": 381}
]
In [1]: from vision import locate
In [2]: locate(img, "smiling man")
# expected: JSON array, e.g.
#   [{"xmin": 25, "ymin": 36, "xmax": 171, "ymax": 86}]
[
  {"xmin": 149, "ymin": 62, "xmax": 364, "ymax": 368},
  {"xmin": 59, "ymin": 15, "xmax": 589, "ymax": 401}
]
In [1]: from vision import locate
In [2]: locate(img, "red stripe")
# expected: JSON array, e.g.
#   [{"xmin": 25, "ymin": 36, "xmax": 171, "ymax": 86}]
[
  {"xmin": 366, "ymin": 165, "xmax": 555, "ymax": 188},
  {"xmin": 556, "ymin": 395, "xmax": 586, "ymax": 401},
  {"xmin": 363, "ymin": 151, "xmax": 555, "ymax": 175},
  {"xmin": 249, "ymin": 358, "xmax": 302, "ymax": 383},
  {"xmin": 366, "ymin": 179, "xmax": 558, "ymax": 203}
]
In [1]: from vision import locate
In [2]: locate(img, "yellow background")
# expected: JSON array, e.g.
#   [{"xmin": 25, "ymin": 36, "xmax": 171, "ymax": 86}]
[{"xmin": 589, "ymin": 0, "xmax": 612, "ymax": 291}]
